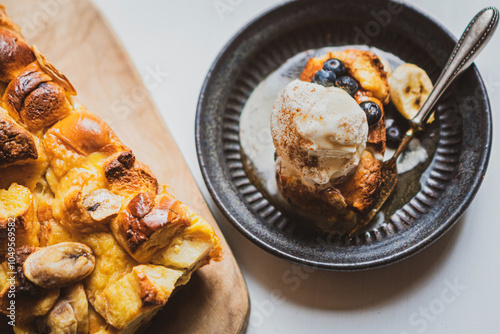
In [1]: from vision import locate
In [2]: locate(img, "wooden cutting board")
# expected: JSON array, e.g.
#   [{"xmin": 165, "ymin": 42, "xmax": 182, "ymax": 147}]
[{"xmin": 1, "ymin": 0, "xmax": 250, "ymax": 333}]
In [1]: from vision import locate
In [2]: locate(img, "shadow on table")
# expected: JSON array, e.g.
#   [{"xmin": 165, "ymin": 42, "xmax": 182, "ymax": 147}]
[{"xmin": 221, "ymin": 207, "xmax": 466, "ymax": 311}]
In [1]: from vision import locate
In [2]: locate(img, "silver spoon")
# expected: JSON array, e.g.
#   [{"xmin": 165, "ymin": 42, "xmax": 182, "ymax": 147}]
[{"xmin": 356, "ymin": 7, "xmax": 499, "ymax": 232}]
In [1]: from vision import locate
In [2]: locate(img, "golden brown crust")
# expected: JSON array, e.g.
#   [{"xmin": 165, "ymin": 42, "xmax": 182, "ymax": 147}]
[
  {"xmin": 111, "ymin": 190, "xmax": 191, "ymax": 263},
  {"xmin": 45, "ymin": 112, "xmax": 127, "ymax": 157},
  {"xmin": 340, "ymin": 150, "xmax": 382, "ymax": 213},
  {"xmin": 0, "ymin": 136, "xmax": 48, "ymax": 190},
  {"xmin": 2, "ymin": 62, "xmax": 72, "ymax": 131},
  {"xmin": 23, "ymin": 81, "xmax": 72, "ymax": 131},
  {"xmin": 39, "ymin": 219, "xmax": 75, "ymax": 248},
  {"xmin": 44, "ymin": 112, "xmax": 130, "ymax": 178},
  {"xmin": 0, "ymin": 28, "xmax": 35, "ymax": 83},
  {"xmin": 0, "ymin": 109, "xmax": 38, "ymax": 168},
  {"xmin": 2, "ymin": 62, "xmax": 52, "ymax": 120},
  {"xmin": 104, "ymin": 156, "xmax": 159, "ymax": 200},
  {"xmin": 103, "ymin": 150, "xmax": 136, "ymax": 178}
]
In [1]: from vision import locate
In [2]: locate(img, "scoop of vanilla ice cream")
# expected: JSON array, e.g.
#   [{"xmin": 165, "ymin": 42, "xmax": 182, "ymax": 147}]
[{"xmin": 271, "ymin": 79, "xmax": 368, "ymax": 185}]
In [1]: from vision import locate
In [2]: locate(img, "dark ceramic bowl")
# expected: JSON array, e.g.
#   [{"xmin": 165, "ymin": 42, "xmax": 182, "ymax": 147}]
[{"xmin": 195, "ymin": 0, "xmax": 492, "ymax": 270}]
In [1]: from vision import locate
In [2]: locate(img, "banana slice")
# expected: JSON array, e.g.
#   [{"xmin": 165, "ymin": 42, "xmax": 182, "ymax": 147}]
[
  {"xmin": 38, "ymin": 299, "xmax": 78, "ymax": 334},
  {"xmin": 37, "ymin": 283, "xmax": 89, "ymax": 334},
  {"xmin": 389, "ymin": 63, "xmax": 434, "ymax": 122},
  {"xmin": 23, "ymin": 242, "xmax": 95, "ymax": 289}
]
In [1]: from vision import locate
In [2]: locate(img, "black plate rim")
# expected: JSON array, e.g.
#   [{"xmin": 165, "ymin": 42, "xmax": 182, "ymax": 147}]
[{"xmin": 195, "ymin": 0, "xmax": 492, "ymax": 271}]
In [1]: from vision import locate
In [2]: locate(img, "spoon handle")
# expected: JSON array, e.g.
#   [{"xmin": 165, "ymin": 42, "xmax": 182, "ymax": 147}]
[{"xmin": 411, "ymin": 7, "xmax": 499, "ymax": 127}]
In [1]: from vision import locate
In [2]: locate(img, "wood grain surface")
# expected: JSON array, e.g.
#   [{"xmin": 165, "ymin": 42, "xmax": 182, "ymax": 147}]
[{"xmin": 1, "ymin": 0, "xmax": 250, "ymax": 333}]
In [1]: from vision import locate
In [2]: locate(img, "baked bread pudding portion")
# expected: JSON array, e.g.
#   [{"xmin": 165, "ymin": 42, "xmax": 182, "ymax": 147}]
[
  {"xmin": 271, "ymin": 49, "xmax": 389, "ymax": 233},
  {"xmin": 0, "ymin": 5, "xmax": 222, "ymax": 333}
]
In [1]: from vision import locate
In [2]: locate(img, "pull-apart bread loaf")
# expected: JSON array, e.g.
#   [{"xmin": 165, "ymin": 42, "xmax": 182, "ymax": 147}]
[{"xmin": 0, "ymin": 5, "xmax": 222, "ymax": 333}]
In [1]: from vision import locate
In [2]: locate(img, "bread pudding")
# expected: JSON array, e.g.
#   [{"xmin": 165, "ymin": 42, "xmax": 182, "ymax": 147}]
[
  {"xmin": 0, "ymin": 5, "xmax": 222, "ymax": 333},
  {"xmin": 271, "ymin": 49, "xmax": 434, "ymax": 233},
  {"xmin": 271, "ymin": 49, "xmax": 389, "ymax": 232}
]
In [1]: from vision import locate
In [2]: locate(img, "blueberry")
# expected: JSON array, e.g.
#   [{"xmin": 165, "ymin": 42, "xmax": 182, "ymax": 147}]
[
  {"xmin": 323, "ymin": 58, "xmax": 346, "ymax": 77},
  {"xmin": 360, "ymin": 101, "xmax": 382, "ymax": 127},
  {"xmin": 334, "ymin": 76, "xmax": 358, "ymax": 96},
  {"xmin": 311, "ymin": 70, "xmax": 336, "ymax": 87},
  {"xmin": 386, "ymin": 125, "xmax": 403, "ymax": 149}
]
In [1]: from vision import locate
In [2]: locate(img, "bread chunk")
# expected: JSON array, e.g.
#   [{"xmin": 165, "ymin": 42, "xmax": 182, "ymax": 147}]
[
  {"xmin": 52, "ymin": 165, "xmax": 120, "ymax": 233},
  {"xmin": 0, "ymin": 109, "xmax": 38, "ymax": 168},
  {"xmin": 0, "ymin": 183, "xmax": 39, "ymax": 257},
  {"xmin": 44, "ymin": 112, "xmax": 130, "ymax": 179},
  {"xmin": 111, "ymin": 189, "xmax": 192, "ymax": 263},
  {"xmin": 81, "ymin": 233, "xmax": 183, "ymax": 332},
  {"xmin": 340, "ymin": 150, "xmax": 383, "ymax": 213},
  {"xmin": 152, "ymin": 212, "xmax": 223, "ymax": 271},
  {"xmin": 0, "ymin": 28, "xmax": 35, "ymax": 83},
  {"xmin": 301, "ymin": 49, "xmax": 390, "ymax": 103},
  {"xmin": 2, "ymin": 62, "xmax": 73, "ymax": 131},
  {"xmin": 96, "ymin": 265, "xmax": 183, "ymax": 330}
]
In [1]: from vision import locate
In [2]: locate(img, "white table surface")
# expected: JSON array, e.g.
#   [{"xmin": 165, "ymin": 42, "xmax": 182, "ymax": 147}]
[{"xmin": 90, "ymin": 1, "xmax": 500, "ymax": 333}]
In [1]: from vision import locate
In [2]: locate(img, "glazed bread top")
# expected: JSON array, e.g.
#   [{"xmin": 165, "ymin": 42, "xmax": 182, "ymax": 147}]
[{"xmin": 0, "ymin": 6, "xmax": 36, "ymax": 83}]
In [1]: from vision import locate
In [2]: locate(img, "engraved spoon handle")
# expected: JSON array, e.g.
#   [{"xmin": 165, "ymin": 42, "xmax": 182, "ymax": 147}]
[{"xmin": 411, "ymin": 7, "xmax": 499, "ymax": 127}]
